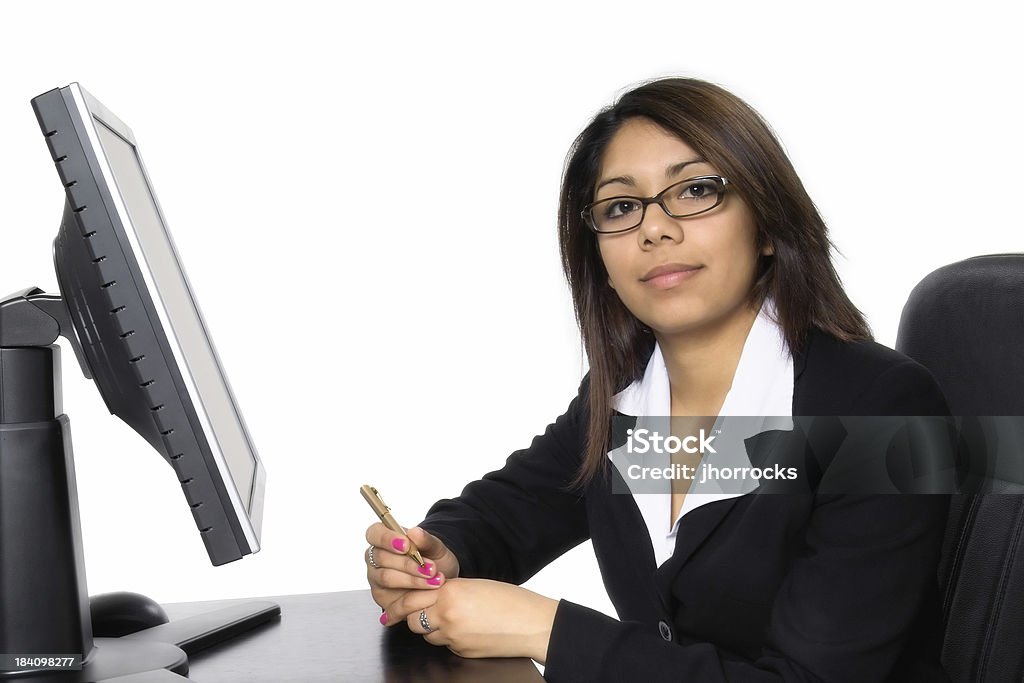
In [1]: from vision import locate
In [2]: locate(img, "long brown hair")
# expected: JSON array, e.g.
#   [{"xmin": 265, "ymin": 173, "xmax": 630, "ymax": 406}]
[{"xmin": 558, "ymin": 78, "xmax": 870, "ymax": 488}]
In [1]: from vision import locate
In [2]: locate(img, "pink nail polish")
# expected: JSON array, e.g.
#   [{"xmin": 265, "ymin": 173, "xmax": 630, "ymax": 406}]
[
  {"xmin": 379, "ymin": 612, "xmax": 388, "ymax": 625},
  {"xmin": 427, "ymin": 575, "xmax": 442, "ymax": 586},
  {"xmin": 417, "ymin": 563, "xmax": 434, "ymax": 576},
  {"xmin": 391, "ymin": 538, "xmax": 406, "ymax": 552}
]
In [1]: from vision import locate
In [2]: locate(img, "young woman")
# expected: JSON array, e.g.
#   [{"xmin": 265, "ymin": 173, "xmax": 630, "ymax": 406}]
[{"xmin": 363, "ymin": 78, "xmax": 951, "ymax": 682}]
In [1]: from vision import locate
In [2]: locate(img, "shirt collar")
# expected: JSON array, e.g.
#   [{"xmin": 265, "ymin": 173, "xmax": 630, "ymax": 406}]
[{"xmin": 612, "ymin": 299, "xmax": 794, "ymax": 418}]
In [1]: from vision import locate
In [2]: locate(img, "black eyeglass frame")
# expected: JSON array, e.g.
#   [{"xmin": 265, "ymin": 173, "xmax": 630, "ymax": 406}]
[{"xmin": 581, "ymin": 175, "xmax": 731, "ymax": 234}]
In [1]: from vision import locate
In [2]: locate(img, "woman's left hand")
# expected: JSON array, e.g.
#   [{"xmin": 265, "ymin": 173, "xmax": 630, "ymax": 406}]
[{"xmin": 403, "ymin": 577, "xmax": 559, "ymax": 663}]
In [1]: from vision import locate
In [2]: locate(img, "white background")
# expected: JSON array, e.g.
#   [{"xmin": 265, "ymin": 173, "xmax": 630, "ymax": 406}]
[{"xmin": 2, "ymin": 1, "xmax": 1021, "ymax": 622}]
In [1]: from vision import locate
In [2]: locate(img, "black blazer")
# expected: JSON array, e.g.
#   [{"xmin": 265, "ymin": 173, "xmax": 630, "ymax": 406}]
[{"xmin": 420, "ymin": 330, "xmax": 951, "ymax": 683}]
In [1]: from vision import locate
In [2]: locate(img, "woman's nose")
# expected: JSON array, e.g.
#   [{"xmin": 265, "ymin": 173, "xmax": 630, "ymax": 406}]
[{"xmin": 637, "ymin": 203, "xmax": 683, "ymax": 245}]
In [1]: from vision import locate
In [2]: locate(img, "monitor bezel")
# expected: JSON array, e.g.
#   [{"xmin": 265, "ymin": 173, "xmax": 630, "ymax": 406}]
[{"xmin": 57, "ymin": 82, "xmax": 265, "ymax": 556}]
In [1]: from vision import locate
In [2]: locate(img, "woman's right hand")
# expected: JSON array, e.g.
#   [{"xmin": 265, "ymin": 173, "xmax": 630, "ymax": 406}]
[{"xmin": 364, "ymin": 524, "xmax": 461, "ymax": 624}]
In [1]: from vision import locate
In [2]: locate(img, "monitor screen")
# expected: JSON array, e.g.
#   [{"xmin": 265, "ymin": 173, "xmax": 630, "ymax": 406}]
[{"xmin": 91, "ymin": 120, "xmax": 257, "ymax": 509}]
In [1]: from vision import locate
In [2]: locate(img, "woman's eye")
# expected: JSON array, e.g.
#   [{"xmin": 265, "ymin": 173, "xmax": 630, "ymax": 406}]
[
  {"xmin": 678, "ymin": 181, "xmax": 713, "ymax": 200},
  {"xmin": 604, "ymin": 199, "xmax": 641, "ymax": 219}
]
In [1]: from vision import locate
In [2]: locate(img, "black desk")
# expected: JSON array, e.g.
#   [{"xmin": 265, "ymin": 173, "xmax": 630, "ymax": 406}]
[{"xmin": 163, "ymin": 591, "xmax": 544, "ymax": 682}]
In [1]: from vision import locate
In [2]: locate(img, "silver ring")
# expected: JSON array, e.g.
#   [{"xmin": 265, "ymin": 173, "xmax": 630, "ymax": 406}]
[
  {"xmin": 419, "ymin": 609, "xmax": 433, "ymax": 633},
  {"xmin": 367, "ymin": 546, "xmax": 380, "ymax": 569}
]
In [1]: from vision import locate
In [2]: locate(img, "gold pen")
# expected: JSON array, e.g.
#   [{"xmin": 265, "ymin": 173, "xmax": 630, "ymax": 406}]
[{"xmin": 360, "ymin": 484, "xmax": 425, "ymax": 566}]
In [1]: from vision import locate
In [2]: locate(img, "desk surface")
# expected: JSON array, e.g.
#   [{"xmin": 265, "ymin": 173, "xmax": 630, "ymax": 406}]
[{"xmin": 164, "ymin": 590, "xmax": 544, "ymax": 682}]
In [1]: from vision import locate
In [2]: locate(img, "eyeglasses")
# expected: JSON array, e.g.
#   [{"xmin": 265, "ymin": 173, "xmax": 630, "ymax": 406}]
[{"xmin": 582, "ymin": 175, "xmax": 730, "ymax": 234}]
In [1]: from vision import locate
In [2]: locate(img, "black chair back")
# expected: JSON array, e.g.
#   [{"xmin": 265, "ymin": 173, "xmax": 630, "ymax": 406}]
[{"xmin": 897, "ymin": 254, "xmax": 1024, "ymax": 682}]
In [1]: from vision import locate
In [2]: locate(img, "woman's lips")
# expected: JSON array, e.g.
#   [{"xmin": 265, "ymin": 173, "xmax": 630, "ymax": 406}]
[{"xmin": 640, "ymin": 264, "xmax": 703, "ymax": 289}]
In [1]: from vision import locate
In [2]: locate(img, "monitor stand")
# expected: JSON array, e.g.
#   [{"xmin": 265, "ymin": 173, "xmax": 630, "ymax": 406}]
[{"xmin": 0, "ymin": 291, "xmax": 279, "ymax": 682}]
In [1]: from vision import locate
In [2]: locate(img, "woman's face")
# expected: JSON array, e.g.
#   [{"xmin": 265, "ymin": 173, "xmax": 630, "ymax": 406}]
[{"xmin": 595, "ymin": 117, "xmax": 769, "ymax": 338}]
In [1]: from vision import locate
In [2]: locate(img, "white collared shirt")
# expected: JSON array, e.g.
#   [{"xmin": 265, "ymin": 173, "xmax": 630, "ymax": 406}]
[{"xmin": 609, "ymin": 302, "xmax": 795, "ymax": 566}]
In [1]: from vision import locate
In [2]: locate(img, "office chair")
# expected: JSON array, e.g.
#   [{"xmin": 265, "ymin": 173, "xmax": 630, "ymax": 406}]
[{"xmin": 896, "ymin": 254, "xmax": 1024, "ymax": 682}]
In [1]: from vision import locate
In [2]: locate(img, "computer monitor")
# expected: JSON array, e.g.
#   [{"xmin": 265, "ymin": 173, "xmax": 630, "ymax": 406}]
[
  {"xmin": 0, "ymin": 83, "xmax": 276, "ymax": 681},
  {"xmin": 35, "ymin": 82, "xmax": 265, "ymax": 566}
]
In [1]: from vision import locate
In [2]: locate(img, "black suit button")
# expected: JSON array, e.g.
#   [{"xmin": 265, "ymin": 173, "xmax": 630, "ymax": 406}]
[{"xmin": 658, "ymin": 620, "xmax": 672, "ymax": 641}]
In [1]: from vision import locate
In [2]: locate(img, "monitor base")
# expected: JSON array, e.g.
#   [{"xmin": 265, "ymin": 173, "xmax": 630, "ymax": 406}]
[
  {"xmin": 2, "ymin": 639, "xmax": 188, "ymax": 682},
  {"xmin": 0, "ymin": 341, "xmax": 278, "ymax": 682},
  {"xmin": 125, "ymin": 600, "xmax": 281, "ymax": 656},
  {"xmin": 0, "ymin": 602, "xmax": 280, "ymax": 682}
]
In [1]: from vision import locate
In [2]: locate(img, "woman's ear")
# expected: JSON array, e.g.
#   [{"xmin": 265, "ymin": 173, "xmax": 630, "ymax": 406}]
[{"xmin": 761, "ymin": 242, "xmax": 775, "ymax": 256}]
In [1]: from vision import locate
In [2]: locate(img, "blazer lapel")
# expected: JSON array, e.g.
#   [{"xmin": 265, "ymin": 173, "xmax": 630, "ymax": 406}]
[
  {"xmin": 654, "ymin": 495, "xmax": 744, "ymax": 601},
  {"xmin": 652, "ymin": 424, "xmax": 807, "ymax": 601},
  {"xmin": 603, "ymin": 414, "xmax": 659, "ymax": 572},
  {"xmin": 592, "ymin": 454, "xmax": 673, "ymax": 619},
  {"xmin": 605, "ymin": 464, "xmax": 658, "ymax": 568}
]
